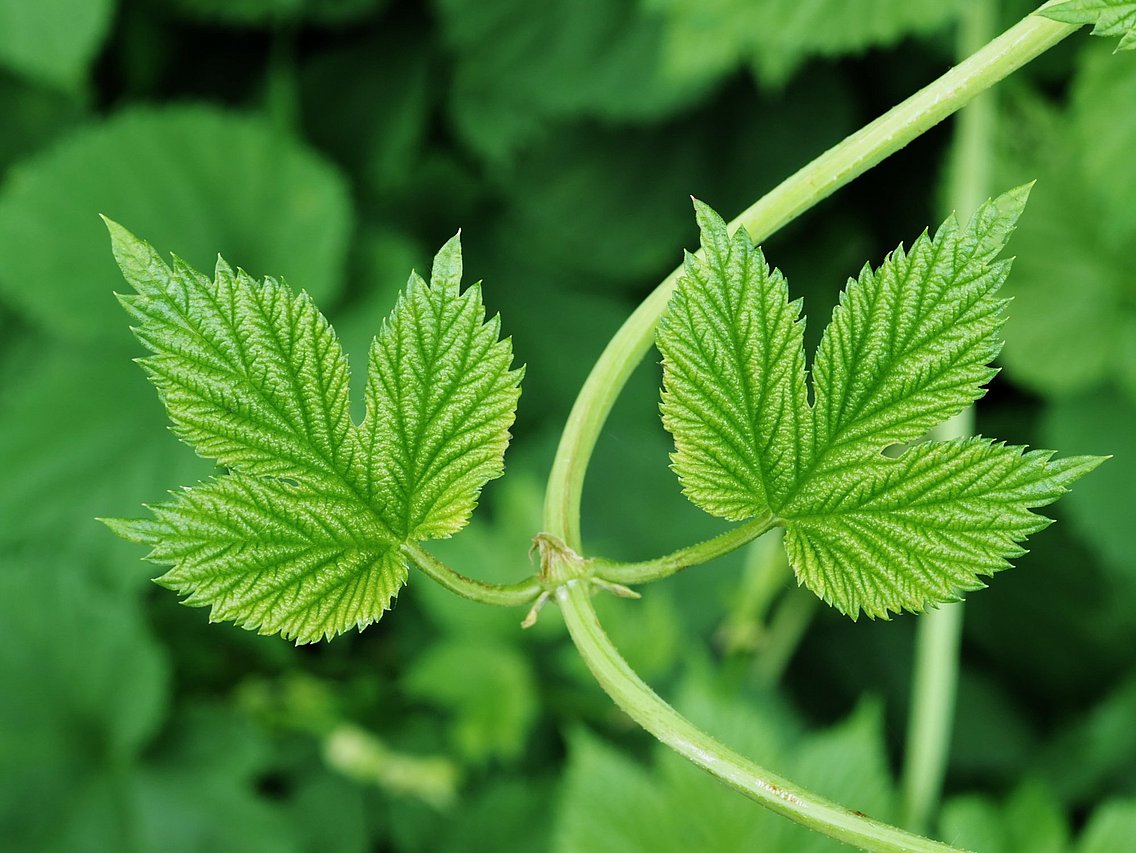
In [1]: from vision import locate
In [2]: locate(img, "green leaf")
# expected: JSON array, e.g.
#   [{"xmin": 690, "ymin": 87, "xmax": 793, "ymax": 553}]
[
  {"xmin": 1041, "ymin": 390, "xmax": 1135, "ymax": 583},
  {"xmin": 0, "ymin": 105, "xmax": 351, "ymax": 347},
  {"xmin": 105, "ymin": 225, "xmax": 521, "ymax": 642},
  {"xmin": 109, "ymin": 221, "xmax": 361, "ymax": 496},
  {"xmin": 782, "ymin": 438, "xmax": 1102, "ymax": 618},
  {"xmin": 0, "ymin": 0, "xmax": 114, "ymax": 89},
  {"xmin": 361, "ymin": 234, "xmax": 523, "ymax": 541},
  {"xmin": 1078, "ymin": 800, "xmax": 1136, "ymax": 853},
  {"xmin": 554, "ymin": 676, "xmax": 896, "ymax": 852},
  {"xmin": 939, "ymin": 782, "xmax": 1069, "ymax": 853},
  {"xmin": 657, "ymin": 200, "xmax": 808, "ymax": 521},
  {"xmin": 403, "ymin": 639, "xmax": 537, "ymax": 763},
  {"xmin": 658, "ymin": 190, "xmax": 1104, "ymax": 617},
  {"xmin": 0, "ymin": 347, "xmax": 210, "ymax": 581},
  {"xmin": 434, "ymin": 0, "xmax": 711, "ymax": 163},
  {"xmin": 996, "ymin": 48, "xmax": 1136, "ymax": 397},
  {"xmin": 1043, "ymin": 0, "xmax": 1136, "ymax": 50},
  {"xmin": 166, "ymin": 0, "xmax": 386, "ymax": 26},
  {"xmin": 647, "ymin": 0, "xmax": 962, "ymax": 89},
  {"xmin": 810, "ymin": 186, "xmax": 1026, "ymax": 470},
  {"xmin": 107, "ymin": 474, "xmax": 405, "ymax": 642}
]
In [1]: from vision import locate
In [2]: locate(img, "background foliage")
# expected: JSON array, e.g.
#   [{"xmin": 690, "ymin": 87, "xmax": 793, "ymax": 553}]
[{"xmin": 0, "ymin": 1, "xmax": 1133, "ymax": 849}]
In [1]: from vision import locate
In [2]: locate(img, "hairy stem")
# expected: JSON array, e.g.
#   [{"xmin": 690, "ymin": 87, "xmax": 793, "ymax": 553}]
[
  {"xmin": 401, "ymin": 542, "xmax": 542, "ymax": 607},
  {"xmin": 591, "ymin": 513, "xmax": 777, "ymax": 586},
  {"xmin": 556, "ymin": 579, "xmax": 967, "ymax": 853},
  {"xmin": 543, "ymin": 3, "xmax": 1077, "ymax": 552}
]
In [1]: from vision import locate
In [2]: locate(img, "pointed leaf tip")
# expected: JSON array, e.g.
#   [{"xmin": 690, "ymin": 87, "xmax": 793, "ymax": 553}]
[{"xmin": 431, "ymin": 232, "xmax": 464, "ymax": 294}]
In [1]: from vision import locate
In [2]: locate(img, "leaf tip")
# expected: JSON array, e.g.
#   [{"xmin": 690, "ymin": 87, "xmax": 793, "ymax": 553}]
[{"xmin": 98, "ymin": 515, "xmax": 158, "ymax": 545}]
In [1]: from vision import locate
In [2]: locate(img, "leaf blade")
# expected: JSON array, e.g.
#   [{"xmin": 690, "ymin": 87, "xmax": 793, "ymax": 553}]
[
  {"xmin": 782, "ymin": 438, "xmax": 1105, "ymax": 618},
  {"xmin": 657, "ymin": 200, "xmax": 809, "ymax": 520},
  {"xmin": 109, "ymin": 475, "xmax": 405, "ymax": 644},
  {"xmin": 1042, "ymin": 0, "xmax": 1136, "ymax": 50},
  {"xmin": 108, "ymin": 219, "xmax": 363, "ymax": 500},
  {"xmin": 361, "ymin": 235, "xmax": 522, "ymax": 541},
  {"xmin": 808, "ymin": 186, "xmax": 1030, "ymax": 474}
]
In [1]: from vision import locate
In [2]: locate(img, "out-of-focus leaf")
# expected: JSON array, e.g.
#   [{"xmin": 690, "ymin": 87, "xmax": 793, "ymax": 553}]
[
  {"xmin": 132, "ymin": 703, "xmax": 301, "ymax": 853},
  {"xmin": 997, "ymin": 47, "xmax": 1136, "ymax": 397},
  {"xmin": 286, "ymin": 773, "xmax": 369, "ymax": 853},
  {"xmin": 0, "ymin": 76, "xmax": 85, "ymax": 170},
  {"xmin": 1032, "ymin": 676, "xmax": 1136, "ymax": 805},
  {"xmin": 1078, "ymin": 800, "xmax": 1136, "ymax": 853},
  {"xmin": 1072, "ymin": 45, "xmax": 1136, "ymax": 240},
  {"xmin": 1041, "ymin": 390, "xmax": 1133, "ymax": 581},
  {"xmin": 331, "ymin": 228, "xmax": 429, "ymax": 414},
  {"xmin": 948, "ymin": 669, "xmax": 1038, "ymax": 783},
  {"xmin": 0, "ymin": 348, "xmax": 211, "ymax": 578},
  {"xmin": 403, "ymin": 639, "xmax": 537, "ymax": 764},
  {"xmin": 554, "ymin": 675, "xmax": 895, "ymax": 851},
  {"xmin": 433, "ymin": 0, "xmax": 714, "ymax": 163},
  {"xmin": 166, "ymin": 0, "xmax": 386, "ymax": 26},
  {"xmin": 299, "ymin": 35, "xmax": 431, "ymax": 200},
  {"xmin": 939, "ymin": 781, "xmax": 1069, "ymax": 853},
  {"xmin": 434, "ymin": 777, "xmax": 556, "ymax": 853},
  {"xmin": 0, "ymin": 105, "xmax": 351, "ymax": 346},
  {"xmin": 0, "ymin": 553, "xmax": 168, "ymax": 848},
  {"xmin": 497, "ymin": 71, "xmax": 856, "ymax": 285},
  {"xmin": 0, "ymin": 0, "xmax": 114, "ymax": 89},
  {"xmin": 647, "ymin": 0, "xmax": 960, "ymax": 89}
]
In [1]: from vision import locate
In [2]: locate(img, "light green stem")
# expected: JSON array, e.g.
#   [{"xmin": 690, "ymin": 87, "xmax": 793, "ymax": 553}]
[
  {"xmin": 556, "ymin": 579, "xmax": 968, "ymax": 853},
  {"xmin": 543, "ymin": 4, "xmax": 1081, "ymax": 850},
  {"xmin": 542, "ymin": 4, "xmax": 1077, "ymax": 552},
  {"xmin": 591, "ymin": 513, "xmax": 777, "ymax": 586},
  {"xmin": 754, "ymin": 588, "xmax": 819, "ymax": 686},
  {"xmin": 401, "ymin": 542, "xmax": 543, "ymax": 607},
  {"xmin": 902, "ymin": 0, "xmax": 999, "ymax": 831}
]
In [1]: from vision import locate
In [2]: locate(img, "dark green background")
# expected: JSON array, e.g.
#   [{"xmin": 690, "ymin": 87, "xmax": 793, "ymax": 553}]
[{"xmin": 1, "ymin": 1, "xmax": 1133, "ymax": 850}]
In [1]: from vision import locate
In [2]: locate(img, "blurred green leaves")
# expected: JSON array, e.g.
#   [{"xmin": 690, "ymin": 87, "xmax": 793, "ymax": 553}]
[
  {"xmin": 998, "ymin": 46, "xmax": 1136, "ymax": 398},
  {"xmin": 647, "ymin": 0, "xmax": 961, "ymax": 88},
  {"xmin": 0, "ymin": 553, "xmax": 167, "ymax": 846},
  {"xmin": 434, "ymin": 0, "xmax": 712, "ymax": 163},
  {"xmin": 0, "ymin": 0, "xmax": 114, "ymax": 90},
  {"xmin": 555, "ymin": 678, "xmax": 896, "ymax": 851},
  {"xmin": 0, "ymin": 105, "xmax": 351, "ymax": 346},
  {"xmin": 0, "ymin": 1, "xmax": 1133, "ymax": 850}
]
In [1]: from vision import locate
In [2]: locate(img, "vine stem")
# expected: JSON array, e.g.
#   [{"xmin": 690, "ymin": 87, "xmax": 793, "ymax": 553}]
[
  {"xmin": 555, "ymin": 578, "xmax": 966, "ymax": 853},
  {"xmin": 401, "ymin": 542, "xmax": 543, "ymax": 607},
  {"xmin": 542, "ymin": 3, "xmax": 1077, "ymax": 552},
  {"xmin": 542, "ymin": 4, "xmax": 1080, "ymax": 850},
  {"xmin": 591, "ymin": 513, "xmax": 777, "ymax": 585}
]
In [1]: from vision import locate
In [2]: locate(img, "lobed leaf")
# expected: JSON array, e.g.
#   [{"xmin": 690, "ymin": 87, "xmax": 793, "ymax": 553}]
[
  {"xmin": 782, "ymin": 439, "xmax": 1104, "ymax": 618},
  {"xmin": 105, "ymin": 224, "xmax": 521, "ymax": 641},
  {"xmin": 658, "ymin": 189, "xmax": 1105, "ymax": 617},
  {"xmin": 658, "ymin": 200, "xmax": 808, "ymax": 521},
  {"xmin": 1042, "ymin": 0, "xmax": 1136, "ymax": 50}
]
